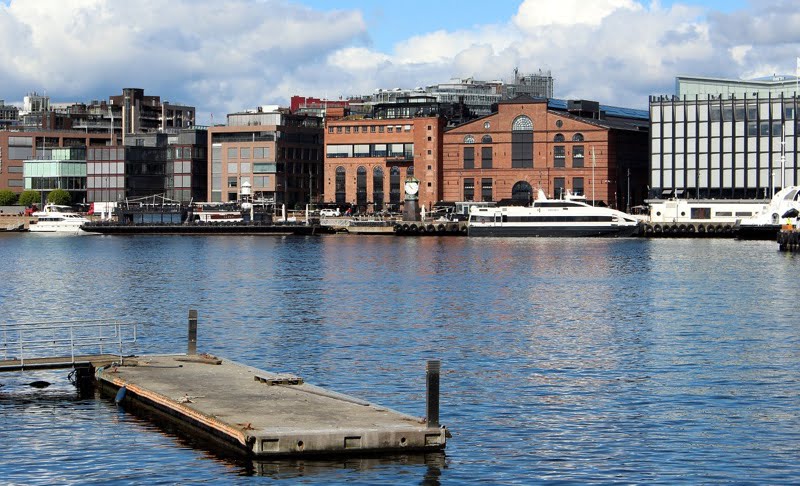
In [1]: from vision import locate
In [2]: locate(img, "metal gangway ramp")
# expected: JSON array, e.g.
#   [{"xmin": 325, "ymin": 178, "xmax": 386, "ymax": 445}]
[{"xmin": 0, "ymin": 319, "xmax": 138, "ymax": 372}]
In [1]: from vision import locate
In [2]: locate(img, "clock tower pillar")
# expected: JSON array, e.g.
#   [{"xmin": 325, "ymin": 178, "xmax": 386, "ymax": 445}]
[{"xmin": 403, "ymin": 177, "xmax": 420, "ymax": 222}]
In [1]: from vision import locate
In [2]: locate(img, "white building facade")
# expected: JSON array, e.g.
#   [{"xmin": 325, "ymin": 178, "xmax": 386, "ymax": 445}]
[{"xmin": 649, "ymin": 93, "xmax": 798, "ymax": 199}]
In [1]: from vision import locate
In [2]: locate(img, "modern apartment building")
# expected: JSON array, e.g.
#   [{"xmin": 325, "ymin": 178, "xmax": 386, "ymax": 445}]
[
  {"xmin": 84, "ymin": 127, "xmax": 209, "ymax": 203},
  {"xmin": 1, "ymin": 131, "xmax": 113, "ymax": 198},
  {"xmin": 208, "ymin": 108, "xmax": 324, "ymax": 206},
  {"xmin": 649, "ymin": 93, "xmax": 798, "ymax": 199},
  {"xmin": 360, "ymin": 69, "xmax": 555, "ymax": 117},
  {"xmin": 442, "ymin": 97, "xmax": 649, "ymax": 210},
  {"xmin": 14, "ymin": 89, "xmax": 194, "ymax": 138},
  {"xmin": 0, "ymin": 100, "xmax": 19, "ymax": 129},
  {"xmin": 23, "ymin": 147, "xmax": 88, "ymax": 203}
]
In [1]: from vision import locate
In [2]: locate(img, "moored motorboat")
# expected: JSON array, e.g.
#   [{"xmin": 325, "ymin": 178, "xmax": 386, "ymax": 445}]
[
  {"xmin": 467, "ymin": 190, "xmax": 641, "ymax": 237},
  {"xmin": 29, "ymin": 204, "xmax": 91, "ymax": 235}
]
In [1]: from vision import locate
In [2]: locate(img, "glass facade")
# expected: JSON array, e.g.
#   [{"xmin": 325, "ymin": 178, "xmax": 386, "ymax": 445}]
[{"xmin": 649, "ymin": 94, "xmax": 799, "ymax": 199}]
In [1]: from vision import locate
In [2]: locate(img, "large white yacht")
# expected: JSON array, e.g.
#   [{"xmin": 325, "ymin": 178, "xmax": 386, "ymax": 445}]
[
  {"xmin": 28, "ymin": 204, "xmax": 91, "ymax": 235},
  {"xmin": 735, "ymin": 186, "xmax": 800, "ymax": 240},
  {"xmin": 467, "ymin": 190, "xmax": 641, "ymax": 237}
]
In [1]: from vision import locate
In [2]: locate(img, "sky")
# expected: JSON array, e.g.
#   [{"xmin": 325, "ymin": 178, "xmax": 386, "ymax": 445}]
[{"xmin": 1, "ymin": 0, "xmax": 798, "ymax": 124}]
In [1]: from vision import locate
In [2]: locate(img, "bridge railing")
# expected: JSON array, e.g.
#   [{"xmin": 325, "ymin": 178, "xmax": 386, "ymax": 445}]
[{"xmin": 1, "ymin": 319, "xmax": 138, "ymax": 367}]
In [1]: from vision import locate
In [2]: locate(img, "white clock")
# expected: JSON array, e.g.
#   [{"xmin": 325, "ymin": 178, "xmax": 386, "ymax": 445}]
[{"xmin": 404, "ymin": 180, "xmax": 419, "ymax": 195}]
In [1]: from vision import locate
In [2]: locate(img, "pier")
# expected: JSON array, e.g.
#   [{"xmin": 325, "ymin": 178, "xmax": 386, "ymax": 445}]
[
  {"xmin": 1, "ymin": 311, "xmax": 448, "ymax": 458},
  {"xmin": 778, "ymin": 228, "xmax": 800, "ymax": 252}
]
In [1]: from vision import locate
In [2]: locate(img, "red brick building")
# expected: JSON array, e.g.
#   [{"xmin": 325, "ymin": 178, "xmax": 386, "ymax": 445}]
[
  {"xmin": 323, "ymin": 109, "xmax": 447, "ymax": 212},
  {"xmin": 442, "ymin": 97, "xmax": 649, "ymax": 210}
]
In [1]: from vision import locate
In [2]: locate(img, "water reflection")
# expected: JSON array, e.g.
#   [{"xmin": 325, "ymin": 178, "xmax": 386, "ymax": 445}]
[{"xmin": 1, "ymin": 234, "xmax": 799, "ymax": 483}]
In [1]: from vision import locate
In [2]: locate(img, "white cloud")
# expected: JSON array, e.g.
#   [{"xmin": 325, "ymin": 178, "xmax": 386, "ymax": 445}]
[
  {"xmin": 513, "ymin": 0, "xmax": 642, "ymax": 29},
  {"xmin": 1, "ymin": 0, "xmax": 799, "ymax": 119}
]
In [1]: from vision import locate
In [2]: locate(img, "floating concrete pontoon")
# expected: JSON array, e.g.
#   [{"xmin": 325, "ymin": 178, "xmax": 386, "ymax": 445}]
[{"xmin": 96, "ymin": 355, "xmax": 448, "ymax": 457}]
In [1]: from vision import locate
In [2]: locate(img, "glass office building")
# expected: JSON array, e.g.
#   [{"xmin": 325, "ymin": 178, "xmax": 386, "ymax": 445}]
[{"xmin": 649, "ymin": 93, "xmax": 798, "ymax": 199}]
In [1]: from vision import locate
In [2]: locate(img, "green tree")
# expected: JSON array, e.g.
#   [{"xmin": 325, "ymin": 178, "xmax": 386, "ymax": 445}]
[
  {"xmin": 47, "ymin": 189, "xmax": 71, "ymax": 206},
  {"xmin": 0, "ymin": 189, "xmax": 17, "ymax": 206},
  {"xmin": 18, "ymin": 190, "xmax": 40, "ymax": 207}
]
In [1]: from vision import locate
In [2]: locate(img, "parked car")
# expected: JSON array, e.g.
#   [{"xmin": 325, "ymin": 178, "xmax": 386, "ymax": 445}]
[{"xmin": 319, "ymin": 208, "xmax": 341, "ymax": 217}]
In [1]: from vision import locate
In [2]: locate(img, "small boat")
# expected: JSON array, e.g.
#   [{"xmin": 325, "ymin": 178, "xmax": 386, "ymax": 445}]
[
  {"xmin": 735, "ymin": 186, "xmax": 800, "ymax": 240},
  {"xmin": 467, "ymin": 190, "xmax": 641, "ymax": 237},
  {"xmin": 29, "ymin": 204, "xmax": 91, "ymax": 235}
]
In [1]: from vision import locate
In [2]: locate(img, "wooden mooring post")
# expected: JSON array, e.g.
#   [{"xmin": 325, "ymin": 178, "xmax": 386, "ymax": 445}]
[{"xmin": 188, "ymin": 309, "xmax": 198, "ymax": 355}]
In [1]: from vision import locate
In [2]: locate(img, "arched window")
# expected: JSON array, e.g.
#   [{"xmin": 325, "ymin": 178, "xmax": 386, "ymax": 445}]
[
  {"xmin": 512, "ymin": 115, "xmax": 533, "ymax": 131},
  {"xmin": 389, "ymin": 166, "xmax": 401, "ymax": 206},
  {"xmin": 554, "ymin": 133, "xmax": 565, "ymax": 142},
  {"xmin": 335, "ymin": 166, "xmax": 346, "ymax": 205},
  {"xmin": 406, "ymin": 166, "xmax": 414, "ymax": 177},
  {"xmin": 463, "ymin": 135, "xmax": 475, "ymax": 144},
  {"xmin": 356, "ymin": 166, "xmax": 367, "ymax": 208},
  {"xmin": 372, "ymin": 167, "xmax": 384, "ymax": 211},
  {"xmin": 512, "ymin": 116, "xmax": 533, "ymax": 168},
  {"xmin": 481, "ymin": 135, "xmax": 493, "ymax": 143},
  {"xmin": 512, "ymin": 181, "xmax": 533, "ymax": 202},
  {"xmin": 572, "ymin": 133, "xmax": 584, "ymax": 142}
]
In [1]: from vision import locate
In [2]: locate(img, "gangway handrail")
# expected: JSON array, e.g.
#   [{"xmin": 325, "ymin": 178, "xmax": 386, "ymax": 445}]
[{"xmin": 1, "ymin": 319, "xmax": 138, "ymax": 368}]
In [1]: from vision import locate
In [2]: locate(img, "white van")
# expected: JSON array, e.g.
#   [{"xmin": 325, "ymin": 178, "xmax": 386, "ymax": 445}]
[{"xmin": 319, "ymin": 208, "xmax": 340, "ymax": 217}]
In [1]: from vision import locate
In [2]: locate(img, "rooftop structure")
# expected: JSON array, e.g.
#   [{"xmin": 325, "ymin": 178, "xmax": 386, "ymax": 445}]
[{"xmin": 677, "ymin": 74, "xmax": 800, "ymax": 99}]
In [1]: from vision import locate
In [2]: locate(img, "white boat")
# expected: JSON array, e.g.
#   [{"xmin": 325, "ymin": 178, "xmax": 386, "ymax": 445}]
[
  {"xmin": 467, "ymin": 190, "xmax": 641, "ymax": 237},
  {"xmin": 28, "ymin": 204, "xmax": 91, "ymax": 234},
  {"xmin": 735, "ymin": 186, "xmax": 800, "ymax": 240}
]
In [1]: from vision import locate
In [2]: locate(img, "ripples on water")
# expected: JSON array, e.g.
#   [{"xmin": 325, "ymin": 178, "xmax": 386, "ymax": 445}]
[{"xmin": 1, "ymin": 233, "xmax": 799, "ymax": 484}]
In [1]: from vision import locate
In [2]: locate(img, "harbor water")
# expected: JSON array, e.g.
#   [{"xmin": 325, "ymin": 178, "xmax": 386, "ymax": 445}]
[{"xmin": 1, "ymin": 233, "xmax": 798, "ymax": 484}]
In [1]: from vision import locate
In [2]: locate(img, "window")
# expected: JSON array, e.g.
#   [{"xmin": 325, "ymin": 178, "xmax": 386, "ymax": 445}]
[
  {"xmin": 572, "ymin": 133, "xmax": 584, "ymax": 142},
  {"xmin": 554, "ymin": 146, "xmax": 565, "ymax": 167},
  {"xmin": 464, "ymin": 135, "xmax": 475, "ymax": 144},
  {"xmin": 747, "ymin": 122, "xmax": 758, "ymax": 136},
  {"xmin": 373, "ymin": 167, "xmax": 384, "ymax": 210},
  {"xmin": 227, "ymin": 147, "xmax": 238, "ymax": 158},
  {"xmin": 370, "ymin": 126, "xmax": 376, "ymax": 133},
  {"xmin": 387, "ymin": 126, "xmax": 393, "ymax": 133},
  {"xmin": 464, "ymin": 147, "xmax": 475, "ymax": 169},
  {"xmin": 335, "ymin": 166, "xmax": 346, "ymax": 205},
  {"xmin": 328, "ymin": 127, "xmax": 333, "ymax": 133},
  {"xmin": 228, "ymin": 176, "xmax": 238, "ymax": 188},
  {"xmin": 573, "ymin": 177, "xmax": 584, "ymax": 196},
  {"xmin": 463, "ymin": 178, "xmax": 474, "ymax": 201},
  {"xmin": 356, "ymin": 167, "xmax": 367, "ymax": 207},
  {"xmin": 362, "ymin": 126, "xmax": 368, "ymax": 133},
  {"xmin": 554, "ymin": 133, "xmax": 565, "ymax": 142},
  {"xmin": 481, "ymin": 146, "xmax": 492, "ymax": 169},
  {"xmin": 511, "ymin": 116, "xmax": 533, "ymax": 168},
  {"xmin": 240, "ymin": 148, "xmax": 250, "ymax": 159},
  {"xmin": 512, "ymin": 181, "xmax": 532, "ymax": 202},
  {"xmin": 345, "ymin": 126, "xmax": 351, "ymax": 134},
  {"xmin": 573, "ymin": 145, "xmax": 584, "ymax": 168},
  {"xmin": 554, "ymin": 177, "xmax": 565, "ymax": 199},
  {"xmin": 481, "ymin": 135, "xmax": 492, "ymax": 143},
  {"xmin": 379, "ymin": 126, "xmax": 384, "ymax": 133},
  {"xmin": 336, "ymin": 126, "xmax": 342, "ymax": 133},
  {"xmin": 481, "ymin": 178, "xmax": 493, "ymax": 202},
  {"xmin": 390, "ymin": 166, "xmax": 401, "ymax": 205},
  {"xmin": 406, "ymin": 166, "xmax": 414, "ymax": 177}
]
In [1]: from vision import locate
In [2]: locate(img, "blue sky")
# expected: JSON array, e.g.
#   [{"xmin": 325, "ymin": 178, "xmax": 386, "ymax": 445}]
[
  {"xmin": 1, "ymin": 0, "xmax": 797, "ymax": 122},
  {"xmin": 298, "ymin": 0, "xmax": 749, "ymax": 52}
]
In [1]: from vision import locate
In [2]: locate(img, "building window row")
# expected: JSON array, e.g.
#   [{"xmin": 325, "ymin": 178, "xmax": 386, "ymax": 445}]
[
  {"xmin": 329, "ymin": 124, "xmax": 412, "ymax": 134},
  {"xmin": 326, "ymin": 143, "xmax": 414, "ymax": 159},
  {"xmin": 224, "ymin": 146, "xmax": 272, "ymax": 160}
]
